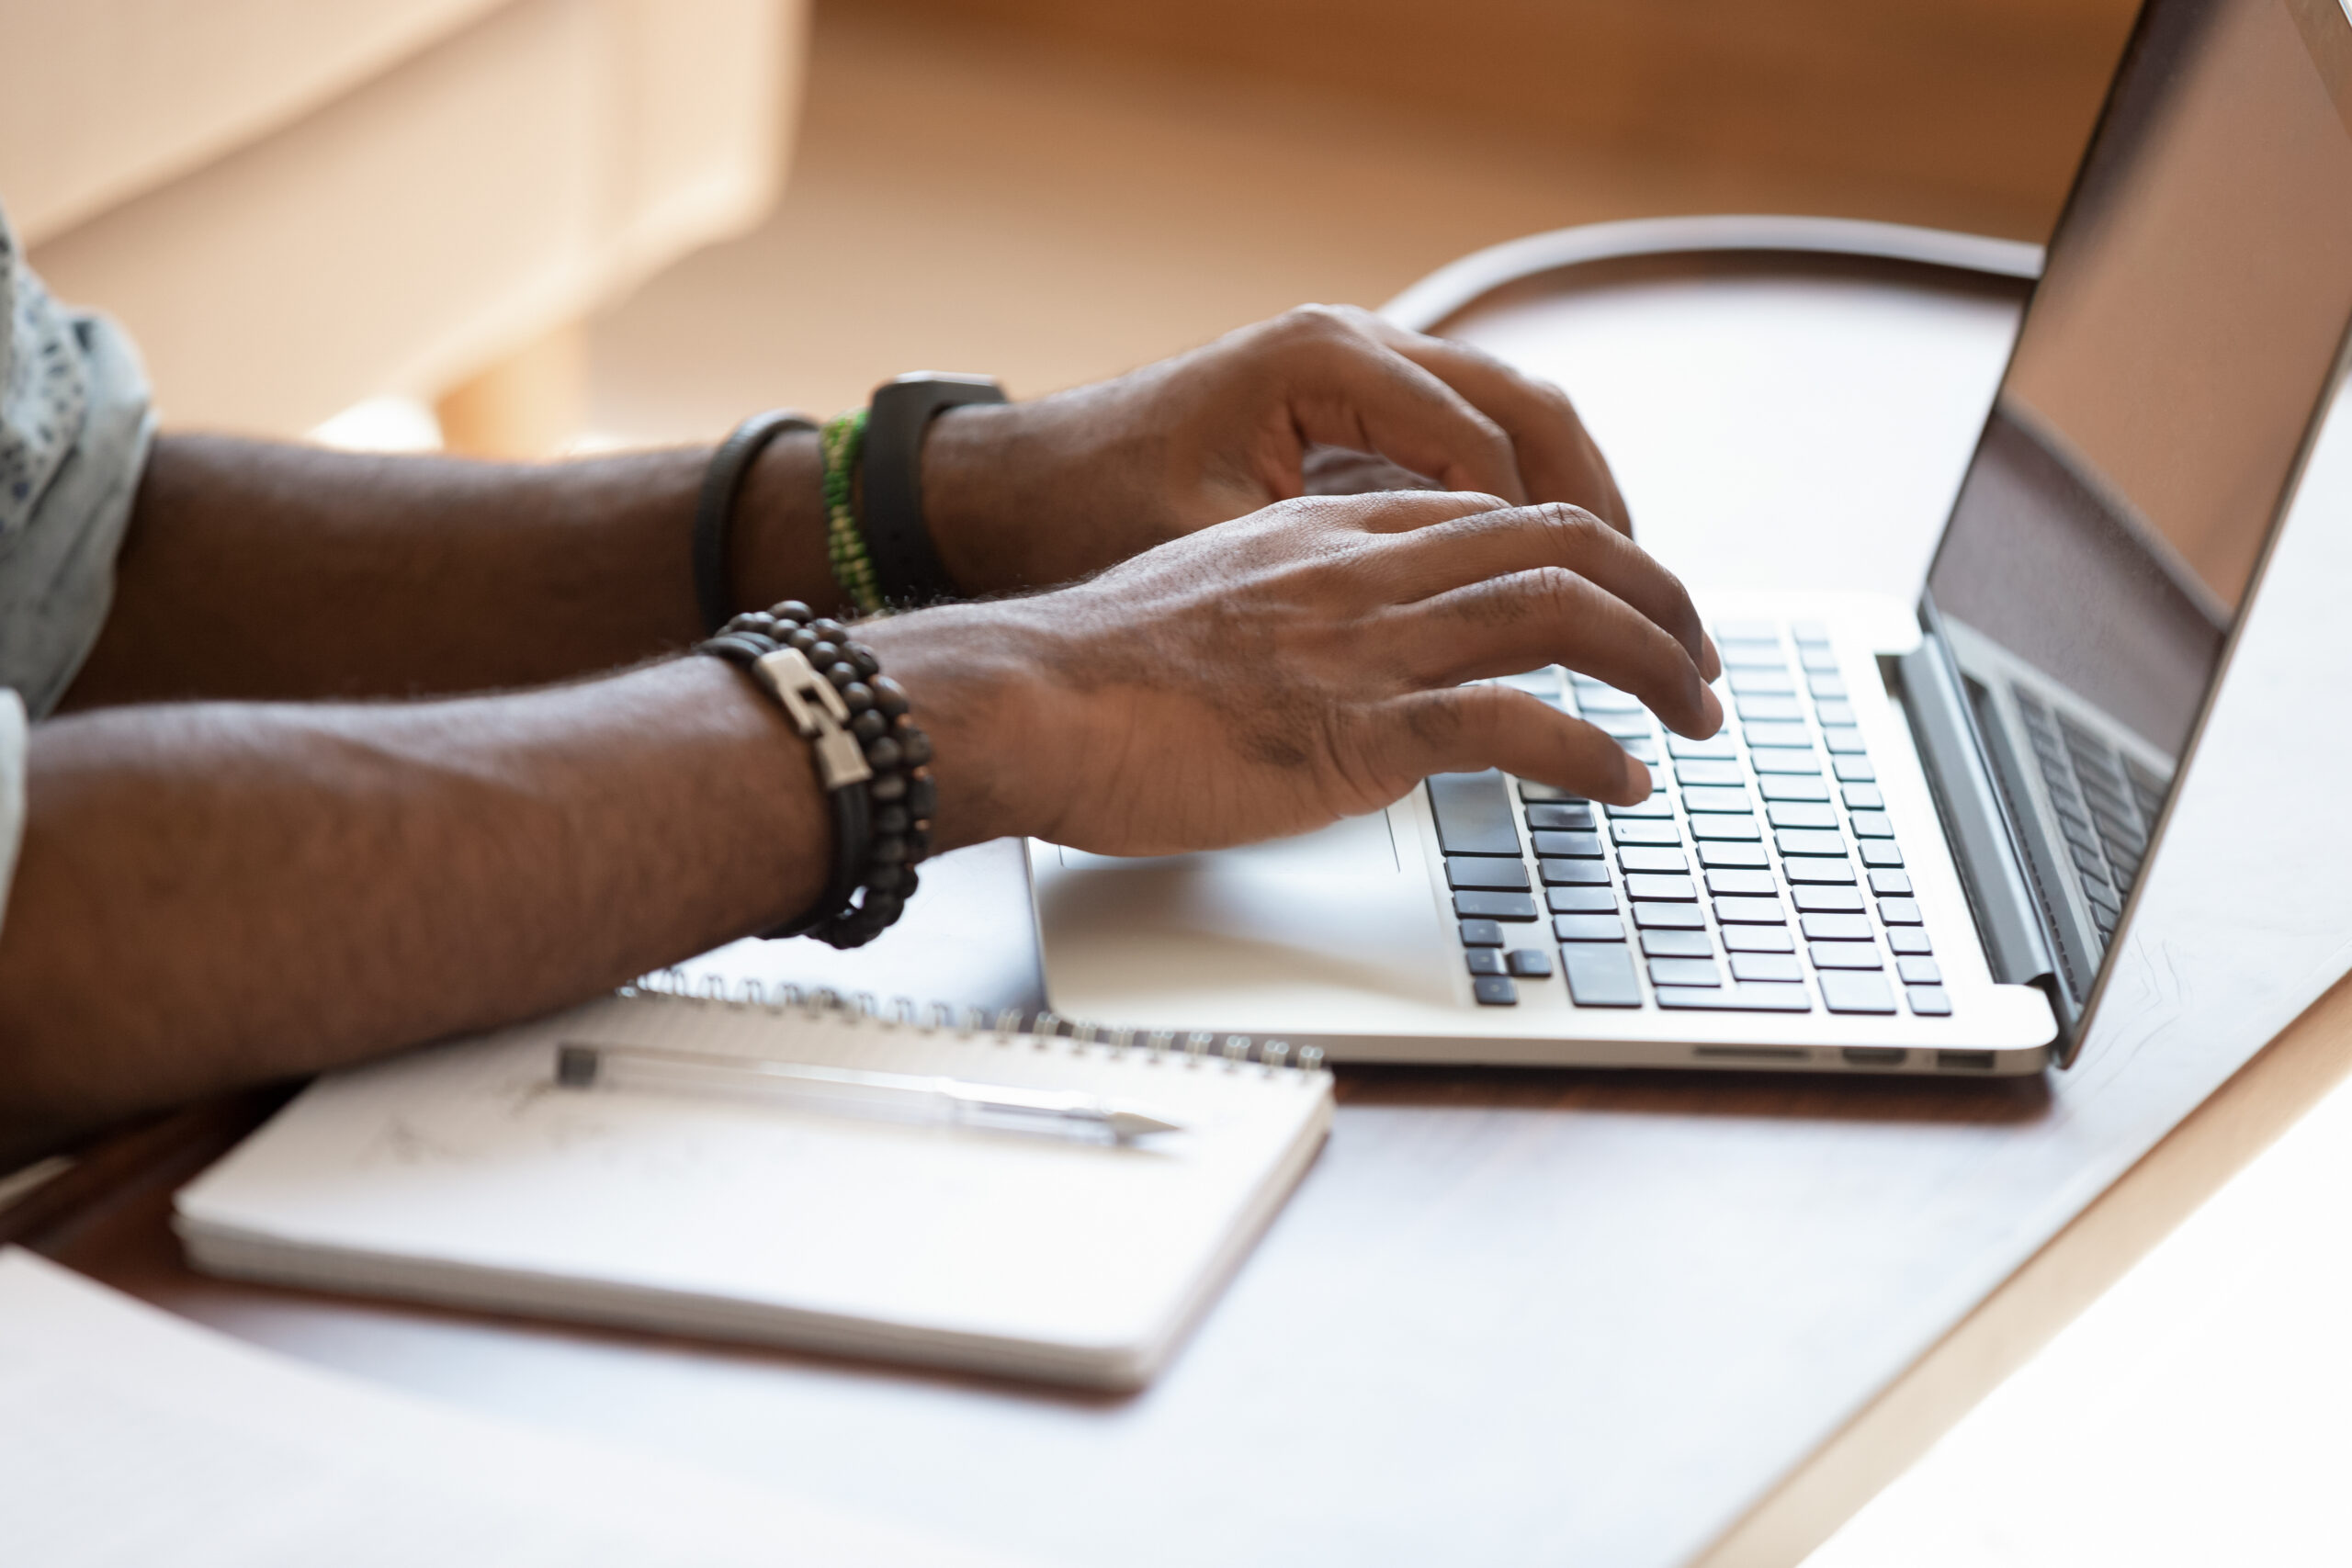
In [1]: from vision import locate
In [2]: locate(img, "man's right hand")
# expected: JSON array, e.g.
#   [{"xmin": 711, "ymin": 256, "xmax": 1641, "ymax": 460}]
[{"xmin": 861, "ymin": 490, "xmax": 1722, "ymax": 858}]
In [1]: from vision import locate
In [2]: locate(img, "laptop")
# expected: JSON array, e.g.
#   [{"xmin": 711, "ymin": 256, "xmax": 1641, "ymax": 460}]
[{"xmin": 1033, "ymin": 0, "xmax": 2352, "ymax": 1076}]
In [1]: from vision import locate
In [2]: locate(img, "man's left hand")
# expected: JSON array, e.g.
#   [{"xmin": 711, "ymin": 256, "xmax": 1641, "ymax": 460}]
[{"xmin": 918, "ymin": 303, "xmax": 1630, "ymax": 595}]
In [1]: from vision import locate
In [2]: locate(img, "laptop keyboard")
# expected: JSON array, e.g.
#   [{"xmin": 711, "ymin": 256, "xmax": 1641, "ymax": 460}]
[
  {"xmin": 1434, "ymin": 621, "xmax": 1950, "ymax": 1018},
  {"xmin": 2007, "ymin": 684, "xmax": 2169, "ymax": 950}
]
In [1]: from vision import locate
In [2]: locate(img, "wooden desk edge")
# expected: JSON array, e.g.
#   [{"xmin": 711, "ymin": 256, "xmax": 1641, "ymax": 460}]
[{"xmin": 1694, "ymin": 968, "xmax": 2352, "ymax": 1568}]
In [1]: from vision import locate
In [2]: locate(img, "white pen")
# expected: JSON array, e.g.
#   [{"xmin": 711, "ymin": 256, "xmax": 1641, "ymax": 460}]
[{"xmin": 553, "ymin": 1042, "xmax": 1186, "ymax": 1141}]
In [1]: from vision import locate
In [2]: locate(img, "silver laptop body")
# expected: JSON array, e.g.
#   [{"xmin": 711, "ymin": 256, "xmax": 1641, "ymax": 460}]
[{"xmin": 1036, "ymin": 0, "xmax": 2352, "ymax": 1076}]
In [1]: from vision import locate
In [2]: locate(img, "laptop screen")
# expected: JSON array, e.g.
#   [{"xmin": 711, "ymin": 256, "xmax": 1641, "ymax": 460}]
[{"xmin": 1922, "ymin": 0, "xmax": 2352, "ymax": 977}]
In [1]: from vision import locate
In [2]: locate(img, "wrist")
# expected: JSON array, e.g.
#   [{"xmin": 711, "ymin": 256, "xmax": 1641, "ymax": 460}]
[
  {"xmin": 729, "ymin": 426, "xmax": 857, "ymax": 620},
  {"xmin": 855, "ymin": 602, "xmax": 1074, "ymax": 851}
]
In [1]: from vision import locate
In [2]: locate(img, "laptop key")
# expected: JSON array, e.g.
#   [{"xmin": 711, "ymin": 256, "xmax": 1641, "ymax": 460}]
[
  {"xmin": 1792, "ymin": 886, "xmax": 1864, "ymax": 913},
  {"xmin": 1730, "ymin": 952, "xmax": 1804, "ymax": 983},
  {"xmin": 1724, "ymin": 926, "xmax": 1796, "ymax": 953},
  {"xmin": 1809, "ymin": 941, "xmax": 1883, "ymax": 969},
  {"xmin": 1776, "ymin": 829, "xmax": 1847, "ymax": 857},
  {"xmin": 1760, "ymin": 774, "xmax": 1831, "ymax": 802},
  {"xmin": 1832, "ymin": 755, "xmax": 1876, "ymax": 783},
  {"xmin": 1655, "ymin": 984, "xmax": 1813, "ymax": 1012},
  {"xmin": 1668, "ymin": 733, "xmax": 1741, "ymax": 759},
  {"xmin": 1563, "ymin": 944, "xmax": 1644, "ymax": 1007},
  {"xmin": 1682, "ymin": 785, "xmax": 1753, "ymax": 813},
  {"xmin": 1534, "ymin": 829, "xmax": 1605, "ymax": 858},
  {"xmin": 1729, "ymin": 668, "xmax": 1797, "ymax": 694},
  {"xmin": 1876, "ymin": 897, "xmax": 1924, "ymax": 925},
  {"xmin": 1819, "ymin": 970, "xmax": 1897, "ymax": 1014},
  {"xmin": 1472, "ymin": 975, "xmax": 1519, "ymax": 1006},
  {"xmin": 1736, "ymin": 695, "xmax": 1804, "ymax": 723},
  {"xmin": 1675, "ymin": 759, "xmax": 1745, "ymax": 787},
  {"xmin": 1649, "ymin": 956, "xmax": 1722, "ymax": 987},
  {"xmin": 1524, "ymin": 802, "xmax": 1596, "ymax": 831},
  {"xmin": 1633, "ymin": 901, "xmax": 1706, "ymax": 931},
  {"xmin": 1801, "ymin": 912, "xmax": 1872, "ymax": 942},
  {"xmin": 1781, "ymin": 857, "xmax": 1856, "ymax": 884},
  {"xmin": 1625, "ymin": 873, "xmax": 1698, "ymax": 902},
  {"xmin": 1713, "ymin": 896, "xmax": 1788, "ymax": 924},
  {"xmin": 1508, "ymin": 948, "xmax": 1554, "ymax": 979},
  {"xmin": 1905, "ymin": 986, "xmax": 1952, "ymax": 1017},
  {"xmin": 1821, "ymin": 727, "xmax": 1868, "ymax": 754},
  {"xmin": 1800, "ymin": 645, "xmax": 1839, "ymax": 672},
  {"xmin": 1608, "ymin": 793, "xmax": 1676, "ymax": 818},
  {"xmin": 1896, "ymin": 955, "xmax": 1942, "ymax": 985},
  {"xmin": 1466, "ymin": 949, "xmax": 1506, "ymax": 976},
  {"xmin": 1689, "ymin": 815, "xmax": 1762, "ymax": 840},
  {"xmin": 1429, "ymin": 772, "xmax": 1522, "ymax": 856},
  {"xmin": 1807, "ymin": 672, "xmax": 1849, "ymax": 699},
  {"xmin": 1624, "ymin": 738, "xmax": 1660, "ymax": 765},
  {"xmin": 1859, "ymin": 840, "xmax": 1905, "ymax": 868},
  {"xmin": 1547, "ymin": 886, "xmax": 1618, "ymax": 916},
  {"xmin": 1611, "ymin": 820, "xmax": 1681, "ymax": 848},
  {"xmin": 1767, "ymin": 802, "xmax": 1838, "ymax": 830},
  {"xmin": 1698, "ymin": 841, "xmax": 1770, "ymax": 869},
  {"xmin": 1706, "ymin": 868, "xmax": 1777, "ymax": 897},
  {"xmin": 1886, "ymin": 928, "xmax": 1934, "ymax": 955},
  {"xmin": 1540, "ymin": 858, "xmax": 1611, "ymax": 886},
  {"xmin": 1849, "ymin": 811, "xmax": 1894, "ymax": 839},
  {"xmin": 1641, "ymin": 929, "xmax": 1713, "ymax": 958},
  {"xmin": 1841, "ymin": 784, "xmax": 1885, "ymax": 810},
  {"xmin": 1618, "ymin": 846, "xmax": 1689, "ymax": 874},
  {"xmin": 1868, "ymin": 869, "xmax": 1913, "ymax": 897},
  {"xmin": 1518, "ymin": 779, "xmax": 1588, "ymax": 804},
  {"xmin": 1447, "ymin": 856, "xmax": 1531, "ymax": 891},
  {"xmin": 1456, "ymin": 891, "xmax": 1538, "ymax": 920},
  {"xmin": 1746, "ymin": 721, "xmax": 1814, "ymax": 749},
  {"xmin": 1458, "ymin": 919, "xmax": 1504, "ymax": 948},
  {"xmin": 1814, "ymin": 699, "xmax": 1857, "ymax": 726},
  {"xmin": 1555, "ymin": 914, "xmax": 1628, "ymax": 942},
  {"xmin": 1753, "ymin": 750, "xmax": 1822, "ymax": 775}
]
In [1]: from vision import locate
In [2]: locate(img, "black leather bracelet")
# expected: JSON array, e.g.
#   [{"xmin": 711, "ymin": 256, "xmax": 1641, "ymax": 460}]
[
  {"xmin": 859, "ymin": 373, "xmax": 1006, "ymax": 605},
  {"xmin": 693, "ymin": 411, "xmax": 817, "ymax": 635},
  {"xmin": 698, "ymin": 601, "xmax": 935, "ymax": 948}
]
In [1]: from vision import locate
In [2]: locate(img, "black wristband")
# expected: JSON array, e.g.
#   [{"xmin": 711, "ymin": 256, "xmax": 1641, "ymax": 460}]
[
  {"xmin": 698, "ymin": 602, "xmax": 936, "ymax": 949},
  {"xmin": 693, "ymin": 411, "xmax": 817, "ymax": 635},
  {"xmin": 860, "ymin": 373, "xmax": 1006, "ymax": 605}
]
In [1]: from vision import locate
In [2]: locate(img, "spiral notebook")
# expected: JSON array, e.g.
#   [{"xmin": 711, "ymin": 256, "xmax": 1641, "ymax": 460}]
[{"xmin": 173, "ymin": 982, "xmax": 1334, "ymax": 1391}]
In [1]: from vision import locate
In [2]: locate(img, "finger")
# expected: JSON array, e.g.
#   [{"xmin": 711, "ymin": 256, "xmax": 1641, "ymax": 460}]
[
  {"xmin": 1371, "ymin": 501, "xmax": 1719, "ymax": 679},
  {"xmin": 1353, "ymin": 313, "xmax": 1634, "ymax": 535},
  {"xmin": 1367, "ymin": 684, "xmax": 1651, "ymax": 806},
  {"xmin": 1271, "ymin": 312, "xmax": 1530, "ymax": 505},
  {"xmin": 1387, "ymin": 565, "xmax": 1724, "ymax": 739}
]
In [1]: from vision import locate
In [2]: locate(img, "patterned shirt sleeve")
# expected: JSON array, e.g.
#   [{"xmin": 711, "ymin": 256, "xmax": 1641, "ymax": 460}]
[{"xmin": 0, "ymin": 201, "xmax": 157, "ymax": 940}]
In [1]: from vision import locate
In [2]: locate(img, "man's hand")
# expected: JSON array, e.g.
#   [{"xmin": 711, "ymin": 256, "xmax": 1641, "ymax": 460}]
[
  {"xmin": 865, "ymin": 491, "xmax": 1717, "ymax": 858},
  {"xmin": 917, "ymin": 305, "xmax": 1630, "ymax": 596}
]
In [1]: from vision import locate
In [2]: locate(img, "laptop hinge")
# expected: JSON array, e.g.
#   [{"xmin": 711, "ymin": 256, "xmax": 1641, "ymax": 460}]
[{"xmin": 1892, "ymin": 634, "xmax": 2069, "ymax": 1043}]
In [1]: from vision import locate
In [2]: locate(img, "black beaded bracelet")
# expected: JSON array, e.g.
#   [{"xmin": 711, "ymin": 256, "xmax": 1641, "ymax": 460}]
[{"xmin": 699, "ymin": 601, "xmax": 936, "ymax": 948}]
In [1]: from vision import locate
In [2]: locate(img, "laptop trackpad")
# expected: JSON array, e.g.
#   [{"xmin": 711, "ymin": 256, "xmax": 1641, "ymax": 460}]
[
  {"xmin": 1053, "ymin": 811, "xmax": 1400, "ymax": 877},
  {"xmin": 1036, "ymin": 810, "xmax": 1455, "ymax": 1021}
]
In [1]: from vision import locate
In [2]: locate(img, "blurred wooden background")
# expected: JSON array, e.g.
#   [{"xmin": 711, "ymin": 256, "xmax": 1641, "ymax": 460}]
[{"xmin": 588, "ymin": 0, "xmax": 2141, "ymax": 443}]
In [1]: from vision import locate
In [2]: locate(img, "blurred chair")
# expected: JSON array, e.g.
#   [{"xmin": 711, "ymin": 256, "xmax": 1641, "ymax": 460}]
[{"xmin": 0, "ymin": 0, "xmax": 805, "ymax": 454}]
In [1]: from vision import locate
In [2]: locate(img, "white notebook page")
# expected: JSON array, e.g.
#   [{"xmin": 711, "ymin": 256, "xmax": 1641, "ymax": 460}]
[{"xmin": 175, "ymin": 994, "xmax": 1331, "ymax": 1386}]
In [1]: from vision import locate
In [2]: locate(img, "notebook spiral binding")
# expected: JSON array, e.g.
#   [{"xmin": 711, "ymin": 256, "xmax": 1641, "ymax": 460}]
[{"xmin": 621, "ymin": 968, "xmax": 1328, "ymax": 1076}]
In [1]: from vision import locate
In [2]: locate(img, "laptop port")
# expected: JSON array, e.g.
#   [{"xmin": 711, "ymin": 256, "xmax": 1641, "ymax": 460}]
[
  {"xmin": 1693, "ymin": 1045, "xmax": 1810, "ymax": 1062},
  {"xmin": 1841, "ymin": 1047, "xmax": 1907, "ymax": 1067},
  {"xmin": 1937, "ymin": 1050, "xmax": 1996, "ymax": 1072}
]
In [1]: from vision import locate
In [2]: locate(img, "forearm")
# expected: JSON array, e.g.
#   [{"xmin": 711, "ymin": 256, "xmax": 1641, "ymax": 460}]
[
  {"xmin": 63, "ymin": 432, "xmax": 846, "ymax": 706},
  {"xmin": 0, "ymin": 659, "xmax": 838, "ymax": 1157}
]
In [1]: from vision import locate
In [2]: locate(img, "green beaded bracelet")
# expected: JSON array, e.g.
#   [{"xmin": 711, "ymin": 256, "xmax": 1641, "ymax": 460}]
[{"xmin": 820, "ymin": 410, "xmax": 885, "ymax": 615}]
